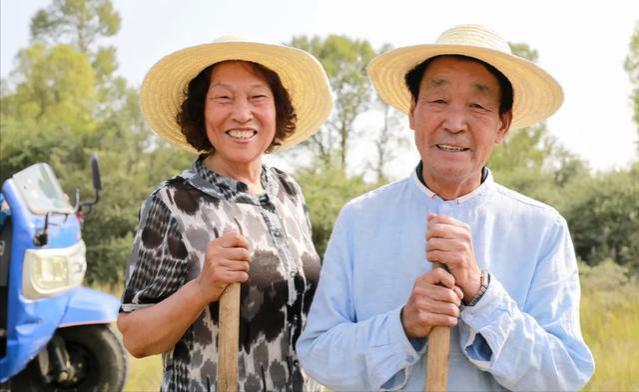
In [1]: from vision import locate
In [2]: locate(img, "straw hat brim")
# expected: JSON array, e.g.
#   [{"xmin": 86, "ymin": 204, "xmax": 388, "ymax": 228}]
[
  {"xmin": 140, "ymin": 41, "xmax": 333, "ymax": 153},
  {"xmin": 367, "ymin": 44, "xmax": 564, "ymax": 130}
]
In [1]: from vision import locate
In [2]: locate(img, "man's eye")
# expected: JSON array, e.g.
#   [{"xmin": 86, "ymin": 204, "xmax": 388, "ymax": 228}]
[
  {"xmin": 470, "ymin": 103, "xmax": 487, "ymax": 110},
  {"xmin": 214, "ymin": 95, "xmax": 231, "ymax": 100},
  {"xmin": 430, "ymin": 99, "xmax": 447, "ymax": 104}
]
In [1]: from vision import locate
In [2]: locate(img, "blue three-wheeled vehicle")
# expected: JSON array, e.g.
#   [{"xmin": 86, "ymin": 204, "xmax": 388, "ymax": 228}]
[{"xmin": 0, "ymin": 155, "xmax": 127, "ymax": 390}]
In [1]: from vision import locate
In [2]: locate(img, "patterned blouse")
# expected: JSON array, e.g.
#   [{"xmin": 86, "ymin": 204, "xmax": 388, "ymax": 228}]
[{"xmin": 121, "ymin": 158, "xmax": 321, "ymax": 392}]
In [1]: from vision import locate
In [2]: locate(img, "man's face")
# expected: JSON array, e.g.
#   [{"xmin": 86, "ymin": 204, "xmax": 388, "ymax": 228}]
[{"xmin": 409, "ymin": 56, "xmax": 512, "ymax": 194}]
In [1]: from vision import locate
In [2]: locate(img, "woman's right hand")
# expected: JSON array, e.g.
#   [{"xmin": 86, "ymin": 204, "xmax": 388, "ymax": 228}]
[{"xmin": 195, "ymin": 230, "xmax": 251, "ymax": 304}]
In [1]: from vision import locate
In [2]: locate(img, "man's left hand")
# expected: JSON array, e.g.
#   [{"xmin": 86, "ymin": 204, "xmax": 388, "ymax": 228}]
[{"xmin": 426, "ymin": 213, "xmax": 482, "ymax": 304}]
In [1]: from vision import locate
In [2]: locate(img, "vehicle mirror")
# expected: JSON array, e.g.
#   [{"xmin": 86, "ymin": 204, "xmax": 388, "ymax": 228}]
[{"xmin": 90, "ymin": 153, "xmax": 102, "ymax": 192}]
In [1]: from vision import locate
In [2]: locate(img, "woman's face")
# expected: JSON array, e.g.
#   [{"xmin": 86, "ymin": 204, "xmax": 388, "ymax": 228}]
[{"xmin": 204, "ymin": 61, "xmax": 276, "ymax": 167}]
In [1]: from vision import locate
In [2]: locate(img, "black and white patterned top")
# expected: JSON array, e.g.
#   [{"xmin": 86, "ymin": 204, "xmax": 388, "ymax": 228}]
[{"xmin": 121, "ymin": 157, "xmax": 322, "ymax": 392}]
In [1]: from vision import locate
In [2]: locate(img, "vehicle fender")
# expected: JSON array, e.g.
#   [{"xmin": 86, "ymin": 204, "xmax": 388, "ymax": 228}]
[{"xmin": 59, "ymin": 287, "xmax": 120, "ymax": 327}]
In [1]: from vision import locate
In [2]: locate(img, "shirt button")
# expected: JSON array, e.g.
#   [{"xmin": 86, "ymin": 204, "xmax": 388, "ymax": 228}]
[
  {"xmin": 289, "ymin": 271, "xmax": 296, "ymax": 278},
  {"xmin": 273, "ymin": 229, "xmax": 282, "ymax": 237}
]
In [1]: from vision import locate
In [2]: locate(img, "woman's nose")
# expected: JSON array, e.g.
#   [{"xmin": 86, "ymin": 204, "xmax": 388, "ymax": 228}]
[{"xmin": 231, "ymin": 98, "xmax": 252, "ymax": 123}]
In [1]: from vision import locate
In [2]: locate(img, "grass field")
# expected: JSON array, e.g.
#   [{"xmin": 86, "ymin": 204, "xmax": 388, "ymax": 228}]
[
  {"xmin": 118, "ymin": 260, "xmax": 639, "ymax": 391},
  {"xmin": 124, "ymin": 354, "xmax": 162, "ymax": 391},
  {"xmin": 579, "ymin": 261, "xmax": 639, "ymax": 391}
]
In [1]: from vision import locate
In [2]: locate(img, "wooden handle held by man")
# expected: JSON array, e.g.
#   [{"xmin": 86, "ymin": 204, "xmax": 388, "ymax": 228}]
[
  {"xmin": 425, "ymin": 262, "xmax": 450, "ymax": 391},
  {"xmin": 217, "ymin": 282, "xmax": 241, "ymax": 392}
]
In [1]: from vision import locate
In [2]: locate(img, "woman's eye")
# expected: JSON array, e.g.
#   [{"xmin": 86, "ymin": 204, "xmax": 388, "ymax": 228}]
[{"xmin": 430, "ymin": 99, "xmax": 447, "ymax": 104}]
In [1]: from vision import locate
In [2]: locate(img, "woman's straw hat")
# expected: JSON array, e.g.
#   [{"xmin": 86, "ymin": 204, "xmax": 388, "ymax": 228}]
[
  {"xmin": 140, "ymin": 36, "xmax": 333, "ymax": 153},
  {"xmin": 367, "ymin": 24, "xmax": 563, "ymax": 130}
]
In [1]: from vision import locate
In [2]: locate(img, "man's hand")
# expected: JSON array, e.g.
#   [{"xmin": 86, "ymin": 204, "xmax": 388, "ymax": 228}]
[
  {"xmin": 426, "ymin": 213, "xmax": 482, "ymax": 303},
  {"xmin": 401, "ymin": 268, "xmax": 463, "ymax": 338},
  {"xmin": 195, "ymin": 230, "xmax": 250, "ymax": 304}
]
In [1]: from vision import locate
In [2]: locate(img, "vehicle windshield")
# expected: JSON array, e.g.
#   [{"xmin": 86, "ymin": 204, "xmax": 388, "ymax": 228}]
[{"xmin": 12, "ymin": 163, "xmax": 74, "ymax": 215}]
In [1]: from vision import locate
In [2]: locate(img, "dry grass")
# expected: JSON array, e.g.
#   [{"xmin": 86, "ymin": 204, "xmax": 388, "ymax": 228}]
[
  {"xmin": 124, "ymin": 354, "xmax": 162, "ymax": 391},
  {"xmin": 579, "ymin": 261, "xmax": 639, "ymax": 391}
]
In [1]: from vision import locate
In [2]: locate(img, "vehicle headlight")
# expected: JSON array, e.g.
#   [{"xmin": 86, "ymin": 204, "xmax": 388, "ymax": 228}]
[{"xmin": 22, "ymin": 241, "xmax": 87, "ymax": 299}]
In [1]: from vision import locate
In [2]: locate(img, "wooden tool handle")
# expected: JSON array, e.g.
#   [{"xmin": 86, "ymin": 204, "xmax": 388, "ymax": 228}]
[
  {"xmin": 217, "ymin": 282, "xmax": 241, "ymax": 392},
  {"xmin": 425, "ymin": 262, "xmax": 450, "ymax": 391}
]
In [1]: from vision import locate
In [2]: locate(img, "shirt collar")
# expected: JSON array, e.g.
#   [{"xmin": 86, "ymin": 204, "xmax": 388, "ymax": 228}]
[
  {"xmin": 180, "ymin": 156, "xmax": 279, "ymax": 202},
  {"xmin": 412, "ymin": 161, "xmax": 492, "ymax": 204}
]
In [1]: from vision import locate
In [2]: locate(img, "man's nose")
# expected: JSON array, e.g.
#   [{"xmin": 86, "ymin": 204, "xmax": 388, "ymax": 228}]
[
  {"xmin": 442, "ymin": 105, "xmax": 468, "ymax": 133},
  {"xmin": 231, "ymin": 98, "xmax": 252, "ymax": 123}
]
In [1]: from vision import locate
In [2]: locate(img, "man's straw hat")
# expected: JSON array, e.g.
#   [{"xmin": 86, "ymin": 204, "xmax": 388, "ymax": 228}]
[
  {"xmin": 140, "ymin": 36, "xmax": 333, "ymax": 153},
  {"xmin": 368, "ymin": 24, "xmax": 563, "ymax": 130}
]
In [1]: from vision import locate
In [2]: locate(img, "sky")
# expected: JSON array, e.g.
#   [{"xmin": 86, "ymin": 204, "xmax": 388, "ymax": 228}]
[{"xmin": 2, "ymin": 0, "xmax": 638, "ymax": 175}]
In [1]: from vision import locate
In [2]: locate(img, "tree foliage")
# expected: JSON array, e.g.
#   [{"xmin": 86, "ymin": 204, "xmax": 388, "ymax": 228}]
[
  {"xmin": 31, "ymin": 0, "xmax": 120, "ymax": 53},
  {"xmin": 1, "ymin": 0, "xmax": 191, "ymax": 284},
  {"xmin": 295, "ymin": 165, "xmax": 375, "ymax": 257},
  {"xmin": 489, "ymin": 43, "xmax": 589, "ymax": 207},
  {"xmin": 288, "ymin": 35, "xmax": 375, "ymax": 171},
  {"xmin": 563, "ymin": 166, "xmax": 639, "ymax": 272},
  {"xmin": 624, "ymin": 21, "xmax": 639, "ymax": 153},
  {"xmin": 287, "ymin": 35, "xmax": 409, "ymax": 177}
]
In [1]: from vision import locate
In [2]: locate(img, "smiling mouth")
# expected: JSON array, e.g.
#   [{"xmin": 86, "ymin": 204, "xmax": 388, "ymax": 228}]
[
  {"xmin": 436, "ymin": 144, "xmax": 469, "ymax": 152},
  {"xmin": 226, "ymin": 129, "xmax": 257, "ymax": 140}
]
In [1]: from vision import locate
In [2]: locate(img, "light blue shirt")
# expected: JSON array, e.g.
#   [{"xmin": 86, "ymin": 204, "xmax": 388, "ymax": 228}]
[{"xmin": 297, "ymin": 168, "xmax": 594, "ymax": 391}]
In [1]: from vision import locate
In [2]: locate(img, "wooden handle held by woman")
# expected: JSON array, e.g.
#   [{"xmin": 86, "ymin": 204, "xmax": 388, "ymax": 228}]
[
  {"xmin": 217, "ymin": 282, "xmax": 241, "ymax": 392},
  {"xmin": 425, "ymin": 262, "xmax": 450, "ymax": 391}
]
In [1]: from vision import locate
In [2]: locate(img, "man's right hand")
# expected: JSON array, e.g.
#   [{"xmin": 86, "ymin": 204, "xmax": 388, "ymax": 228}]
[
  {"xmin": 195, "ymin": 230, "xmax": 251, "ymax": 304},
  {"xmin": 401, "ymin": 268, "xmax": 464, "ymax": 338}
]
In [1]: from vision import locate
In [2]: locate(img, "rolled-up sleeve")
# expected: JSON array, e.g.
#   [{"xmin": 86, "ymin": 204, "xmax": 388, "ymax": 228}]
[
  {"xmin": 458, "ymin": 217, "xmax": 595, "ymax": 390},
  {"xmin": 296, "ymin": 207, "xmax": 424, "ymax": 391}
]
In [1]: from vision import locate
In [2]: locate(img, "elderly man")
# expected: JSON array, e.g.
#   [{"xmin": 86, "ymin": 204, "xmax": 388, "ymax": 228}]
[{"xmin": 296, "ymin": 24, "xmax": 594, "ymax": 391}]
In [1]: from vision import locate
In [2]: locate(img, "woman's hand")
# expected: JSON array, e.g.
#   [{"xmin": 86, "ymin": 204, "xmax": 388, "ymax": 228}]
[{"xmin": 195, "ymin": 230, "xmax": 251, "ymax": 304}]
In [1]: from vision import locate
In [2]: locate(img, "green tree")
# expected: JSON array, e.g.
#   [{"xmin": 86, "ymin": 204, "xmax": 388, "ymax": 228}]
[
  {"xmin": 624, "ymin": 21, "xmax": 639, "ymax": 153},
  {"xmin": 288, "ymin": 35, "xmax": 376, "ymax": 172},
  {"xmin": 563, "ymin": 166, "xmax": 639, "ymax": 271},
  {"xmin": 31, "ymin": 0, "xmax": 120, "ymax": 52},
  {"xmin": 31, "ymin": 0, "xmax": 126, "ymax": 120},
  {"xmin": 0, "ymin": 42, "xmax": 96, "ymax": 181},
  {"xmin": 369, "ymin": 43, "xmax": 410, "ymax": 183},
  {"xmin": 295, "ymin": 165, "xmax": 374, "ymax": 257},
  {"xmin": 1, "ymin": 0, "xmax": 191, "ymax": 284},
  {"xmin": 489, "ymin": 42, "xmax": 589, "ymax": 206},
  {"xmin": 370, "ymin": 99, "xmax": 407, "ymax": 183}
]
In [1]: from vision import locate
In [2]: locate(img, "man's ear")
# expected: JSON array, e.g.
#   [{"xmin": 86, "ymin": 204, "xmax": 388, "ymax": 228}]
[
  {"xmin": 495, "ymin": 110, "xmax": 513, "ymax": 144},
  {"xmin": 408, "ymin": 98, "xmax": 417, "ymax": 130}
]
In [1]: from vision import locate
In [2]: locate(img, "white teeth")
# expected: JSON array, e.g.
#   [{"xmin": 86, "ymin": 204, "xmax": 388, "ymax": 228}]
[
  {"xmin": 438, "ymin": 144, "xmax": 466, "ymax": 151},
  {"xmin": 227, "ymin": 130, "xmax": 256, "ymax": 140}
]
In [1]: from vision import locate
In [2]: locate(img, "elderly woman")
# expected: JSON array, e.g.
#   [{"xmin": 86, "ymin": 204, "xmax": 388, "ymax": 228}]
[{"xmin": 117, "ymin": 37, "xmax": 332, "ymax": 391}]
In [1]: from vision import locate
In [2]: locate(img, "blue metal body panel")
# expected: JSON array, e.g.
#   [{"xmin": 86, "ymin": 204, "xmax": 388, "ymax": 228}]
[
  {"xmin": 0, "ymin": 177, "xmax": 120, "ymax": 382},
  {"xmin": 59, "ymin": 287, "xmax": 119, "ymax": 327}
]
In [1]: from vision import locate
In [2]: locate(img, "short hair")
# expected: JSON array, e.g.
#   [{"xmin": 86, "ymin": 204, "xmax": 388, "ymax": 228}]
[
  {"xmin": 177, "ymin": 60, "xmax": 297, "ymax": 153},
  {"xmin": 404, "ymin": 54, "xmax": 514, "ymax": 115}
]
